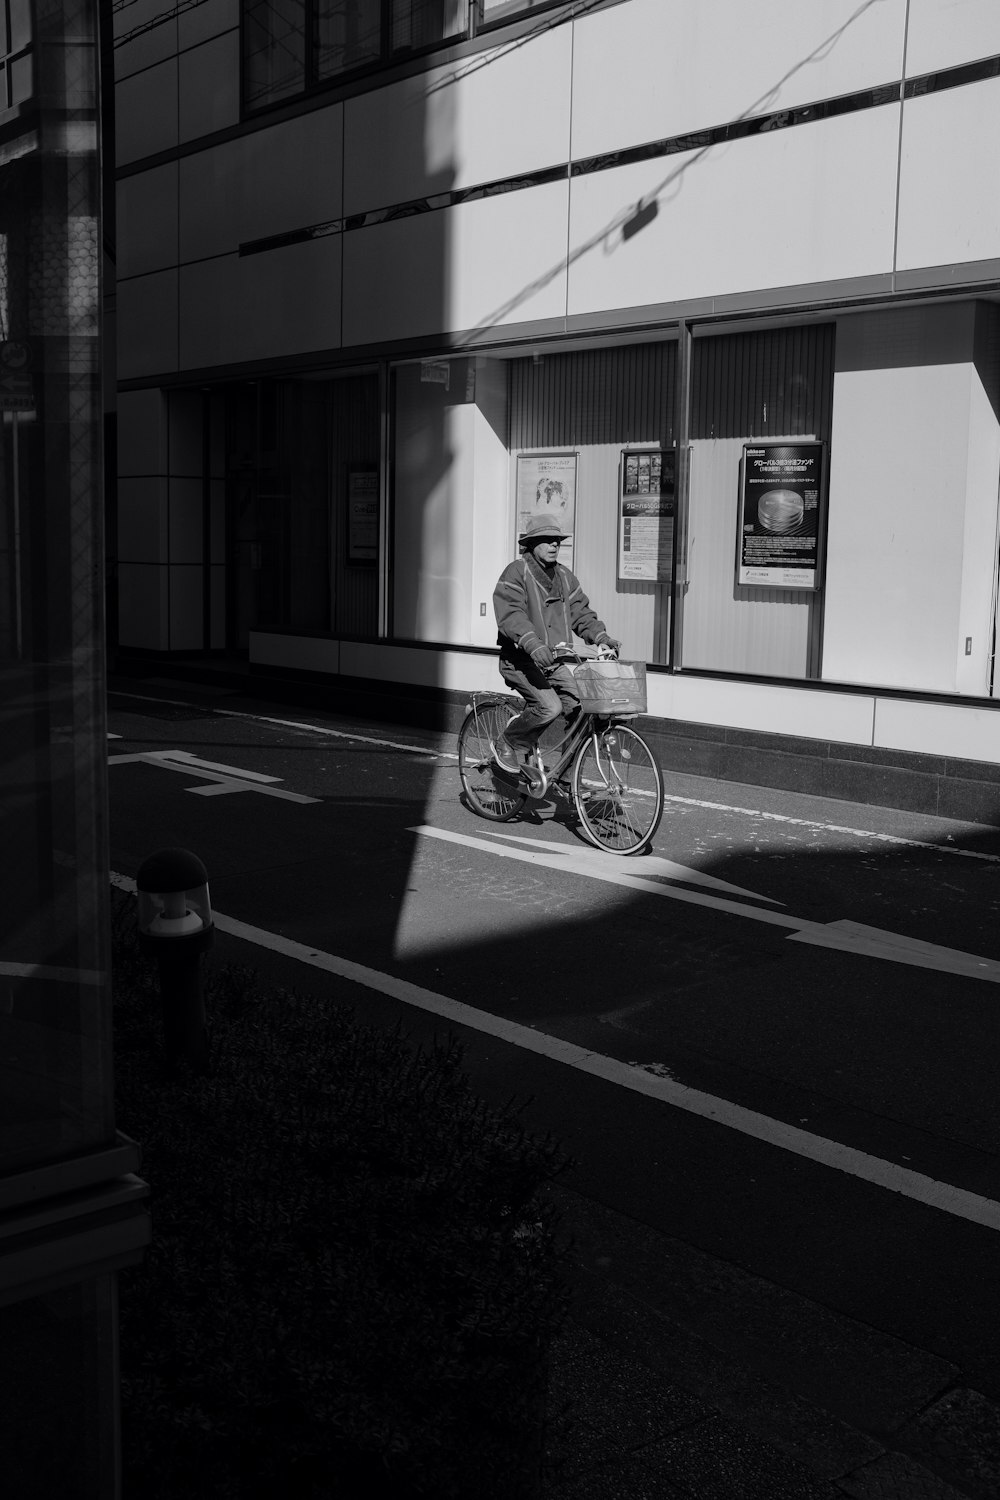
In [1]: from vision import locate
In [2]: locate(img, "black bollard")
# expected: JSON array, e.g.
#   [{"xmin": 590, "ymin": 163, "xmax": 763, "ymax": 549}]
[{"xmin": 136, "ymin": 848, "xmax": 215, "ymax": 1072}]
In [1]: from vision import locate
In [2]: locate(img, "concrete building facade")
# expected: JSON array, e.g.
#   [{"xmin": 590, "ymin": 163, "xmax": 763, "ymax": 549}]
[{"xmin": 112, "ymin": 0, "xmax": 1000, "ymax": 815}]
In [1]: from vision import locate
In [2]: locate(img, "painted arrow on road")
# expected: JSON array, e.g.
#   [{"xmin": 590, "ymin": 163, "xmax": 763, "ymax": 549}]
[{"xmin": 412, "ymin": 824, "xmax": 1000, "ymax": 984}]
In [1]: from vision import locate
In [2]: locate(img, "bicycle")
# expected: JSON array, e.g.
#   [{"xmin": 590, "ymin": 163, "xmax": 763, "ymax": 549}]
[{"xmin": 457, "ymin": 649, "xmax": 664, "ymax": 855}]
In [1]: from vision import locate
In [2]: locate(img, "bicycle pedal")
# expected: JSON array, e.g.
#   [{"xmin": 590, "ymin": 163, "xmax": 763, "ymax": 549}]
[{"xmin": 521, "ymin": 766, "xmax": 548, "ymax": 799}]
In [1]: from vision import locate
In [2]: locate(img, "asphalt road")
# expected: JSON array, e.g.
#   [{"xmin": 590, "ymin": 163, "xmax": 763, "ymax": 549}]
[{"xmin": 106, "ymin": 681, "xmax": 1000, "ymax": 1410}]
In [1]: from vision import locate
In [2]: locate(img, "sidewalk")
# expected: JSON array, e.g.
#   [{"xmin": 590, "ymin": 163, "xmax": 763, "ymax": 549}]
[{"xmin": 543, "ymin": 1189, "xmax": 1000, "ymax": 1499}]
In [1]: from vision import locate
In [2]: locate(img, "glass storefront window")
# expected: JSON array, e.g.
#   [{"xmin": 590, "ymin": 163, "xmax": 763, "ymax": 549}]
[
  {"xmin": 224, "ymin": 375, "xmax": 380, "ymax": 646},
  {"xmin": 680, "ymin": 324, "xmax": 835, "ymax": 680}
]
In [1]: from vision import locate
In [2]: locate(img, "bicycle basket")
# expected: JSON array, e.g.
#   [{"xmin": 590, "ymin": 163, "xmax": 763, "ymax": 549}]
[{"xmin": 570, "ymin": 659, "xmax": 647, "ymax": 715}]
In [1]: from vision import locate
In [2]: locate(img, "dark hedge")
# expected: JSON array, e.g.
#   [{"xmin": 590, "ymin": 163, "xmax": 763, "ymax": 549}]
[{"xmin": 111, "ymin": 888, "xmax": 571, "ymax": 1499}]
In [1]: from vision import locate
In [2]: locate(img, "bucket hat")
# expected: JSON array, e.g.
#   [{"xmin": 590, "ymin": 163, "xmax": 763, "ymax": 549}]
[{"xmin": 518, "ymin": 511, "xmax": 572, "ymax": 544}]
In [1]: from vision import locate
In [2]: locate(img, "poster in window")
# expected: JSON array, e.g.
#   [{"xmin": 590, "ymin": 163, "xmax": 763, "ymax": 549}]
[
  {"xmin": 737, "ymin": 442, "xmax": 825, "ymax": 590},
  {"xmin": 347, "ymin": 467, "xmax": 379, "ymax": 564},
  {"xmin": 618, "ymin": 448, "xmax": 676, "ymax": 582},
  {"xmin": 515, "ymin": 452, "xmax": 577, "ymax": 569}
]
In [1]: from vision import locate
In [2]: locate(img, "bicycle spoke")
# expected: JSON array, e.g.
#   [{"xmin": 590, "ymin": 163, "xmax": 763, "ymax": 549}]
[
  {"xmin": 571, "ymin": 725, "xmax": 663, "ymax": 853},
  {"xmin": 458, "ymin": 703, "xmax": 527, "ymax": 822}
]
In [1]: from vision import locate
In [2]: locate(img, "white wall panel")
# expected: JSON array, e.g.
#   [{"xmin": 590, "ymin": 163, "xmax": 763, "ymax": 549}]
[
  {"xmin": 339, "ymin": 641, "xmax": 501, "ymax": 693},
  {"xmin": 117, "ymin": 389, "xmax": 168, "ymax": 477},
  {"xmin": 567, "ymin": 108, "xmax": 899, "ymax": 317},
  {"xmin": 179, "ymin": 33, "xmax": 240, "ymax": 143},
  {"xmin": 668, "ymin": 674, "xmax": 876, "ymax": 745},
  {"xmin": 179, "ymin": 110, "xmax": 343, "ymax": 262},
  {"xmin": 823, "ymin": 322, "xmax": 975, "ymax": 693},
  {"xmin": 169, "ymin": 478, "xmax": 204, "ymax": 564},
  {"xmin": 115, "ymin": 61, "xmax": 177, "ymax": 165},
  {"xmin": 874, "ymin": 697, "xmax": 1000, "ymax": 763},
  {"xmin": 896, "ymin": 81, "xmax": 1000, "ymax": 272},
  {"xmin": 905, "ymin": 0, "xmax": 1000, "ymax": 75},
  {"xmin": 117, "ymin": 164, "xmax": 178, "ymax": 278},
  {"xmin": 117, "ymin": 478, "xmax": 168, "ymax": 564},
  {"xmin": 570, "ymin": 0, "xmax": 907, "ymax": 160},
  {"xmin": 117, "ymin": 269, "xmax": 178, "ymax": 379},
  {"xmin": 250, "ymin": 633, "xmax": 342, "ymax": 674},
  {"xmin": 118, "ymin": 563, "xmax": 169, "ymax": 649},
  {"xmin": 169, "ymin": 566, "xmax": 204, "ymax": 648},
  {"xmin": 179, "ymin": 241, "xmax": 342, "ymax": 368},
  {"xmin": 343, "ymin": 182, "xmax": 568, "ymax": 345},
  {"xmin": 956, "ymin": 367, "xmax": 1000, "ymax": 695},
  {"xmin": 343, "ymin": 25, "xmax": 571, "ymax": 214}
]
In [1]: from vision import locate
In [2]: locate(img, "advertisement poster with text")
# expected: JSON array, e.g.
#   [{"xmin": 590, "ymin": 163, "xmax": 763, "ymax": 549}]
[
  {"xmin": 515, "ymin": 453, "xmax": 577, "ymax": 569},
  {"xmin": 618, "ymin": 449, "xmax": 676, "ymax": 582},
  {"xmin": 347, "ymin": 468, "xmax": 379, "ymax": 563},
  {"xmin": 738, "ymin": 442, "xmax": 824, "ymax": 589}
]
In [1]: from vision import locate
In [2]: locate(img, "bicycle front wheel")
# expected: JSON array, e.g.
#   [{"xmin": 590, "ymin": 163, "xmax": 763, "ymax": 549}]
[
  {"xmin": 571, "ymin": 723, "xmax": 663, "ymax": 854},
  {"xmin": 458, "ymin": 702, "xmax": 527, "ymax": 822}
]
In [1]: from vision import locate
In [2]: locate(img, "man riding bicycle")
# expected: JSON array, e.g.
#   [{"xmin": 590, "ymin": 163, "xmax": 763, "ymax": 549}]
[{"xmin": 492, "ymin": 511, "xmax": 620, "ymax": 790}]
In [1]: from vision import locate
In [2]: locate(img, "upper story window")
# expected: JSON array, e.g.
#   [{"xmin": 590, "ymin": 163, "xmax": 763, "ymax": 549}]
[
  {"xmin": 244, "ymin": 0, "xmax": 567, "ymax": 111},
  {"xmin": 0, "ymin": 0, "xmax": 33, "ymax": 114}
]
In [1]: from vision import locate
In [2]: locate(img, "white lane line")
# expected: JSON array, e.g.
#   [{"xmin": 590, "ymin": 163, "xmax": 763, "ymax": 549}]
[
  {"xmin": 664, "ymin": 793, "xmax": 1000, "ymax": 862},
  {"xmin": 110, "ymin": 691, "xmax": 448, "ymax": 761},
  {"xmin": 0, "ymin": 961, "xmax": 104, "ymax": 984},
  {"xmin": 107, "ymin": 869, "xmax": 1000, "ymax": 1233},
  {"xmin": 413, "ymin": 824, "xmax": 1000, "ymax": 983},
  {"xmin": 486, "ymin": 830, "xmax": 783, "ymax": 903},
  {"xmin": 109, "ymin": 689, "xmax": 1000, "ymax": 860}
]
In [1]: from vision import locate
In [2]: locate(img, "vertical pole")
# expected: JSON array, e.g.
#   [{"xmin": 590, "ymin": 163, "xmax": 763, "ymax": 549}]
[
  {"xmin": 377, "ymin": 360, "xmax": 391, "ymax": 638},
  {"xmin": 668, "ymin": 320, "xmax": 693, "ymax": 672},
  {"xmin": 202, "ymin": 391, "xmax": 212, "ymax": 651},
  {"xmin": 12, "ymin": 409, "xmax": 22, "ymax": 659}
]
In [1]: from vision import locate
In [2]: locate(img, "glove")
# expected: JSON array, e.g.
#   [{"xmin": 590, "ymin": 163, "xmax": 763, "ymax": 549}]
[
  {"xmin": 530, "ymin": 643, "xmax": 556, "ymax": 670},
  {"xmin": 598, "ymin": 635, "xmax": 621, "ymax": 656}
]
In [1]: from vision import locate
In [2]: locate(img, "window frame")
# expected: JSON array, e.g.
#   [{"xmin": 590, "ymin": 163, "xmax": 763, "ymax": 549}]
[{"xmin": 241, "ymin": 0, "xmax": 577, "ymax": 116}]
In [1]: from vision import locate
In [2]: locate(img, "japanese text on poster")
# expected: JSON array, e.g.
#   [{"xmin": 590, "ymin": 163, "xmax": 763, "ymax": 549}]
[
  {"xmin": 618, "ymin": 449, "xmax": 676, "ymax": 582},
  {"xmin": 738, "ymin": 442, "xmax": 824, "ymax": 590},
  {"xmin": 515, "ymin": 453, "xmax": 577, "ymax": 569},
  {"xmin": 347, "ymin": 468, "xmax": 379, "ymax": 564}
]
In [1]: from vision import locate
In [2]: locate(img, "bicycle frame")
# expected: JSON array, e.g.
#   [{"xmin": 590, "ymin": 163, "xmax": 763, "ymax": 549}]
[{"xmin": 465, "ymin": 689, "xmax": 628, "ymax": 802}]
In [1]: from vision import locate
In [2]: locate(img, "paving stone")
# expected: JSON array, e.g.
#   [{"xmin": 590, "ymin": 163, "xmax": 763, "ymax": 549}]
[
  {"xmin": 651, "ymin": 1413, "xmax": 838, "ymax": 1499},
  {"xmin": 835, "ymin": 1451, "xmax": 974, "ymax": 1499},
  {"xmin": 897, "ymin": 1387, "xmax": 1000, "ymax": 1498},
  {"xmin": 547, "ymin": 1444, "xmax": 689, "ymax": 1500},
  {"xmin": 553, "ymin": 1188, "xmax": 958, "ymax": 1432},
  {"xmin": 545, "ymin": 1320, "xmax": 710, "ymax": 1482},
  {"xmin": 568, "ymin": 1269, "xmax": 884, "ymax": 1480}
]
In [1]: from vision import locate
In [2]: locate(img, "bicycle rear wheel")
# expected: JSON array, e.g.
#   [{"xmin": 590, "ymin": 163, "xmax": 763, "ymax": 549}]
[
  {"xmin": 571, "ymin": 722, "xmax": 663, "ymax": 853},
  {"xmin": 458, "ymin": 702, "xmax": 527, "ymax": 822}
]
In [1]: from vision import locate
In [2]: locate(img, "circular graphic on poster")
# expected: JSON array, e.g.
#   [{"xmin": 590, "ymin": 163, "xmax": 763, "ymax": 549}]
[{"xmin": 757, "ymin": 489, "xmax": 805, "ymax": 534}]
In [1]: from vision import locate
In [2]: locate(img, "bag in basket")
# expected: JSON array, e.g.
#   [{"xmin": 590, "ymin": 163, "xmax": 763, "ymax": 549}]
[{"xmin": 571, "ymin": 660, "xmax": 647, "ymax": 716}]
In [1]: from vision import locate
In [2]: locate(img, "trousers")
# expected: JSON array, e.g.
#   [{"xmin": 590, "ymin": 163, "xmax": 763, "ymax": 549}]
[{"xmin": 499, "ymin": 660, "xmax": 580, "ymax": 754}]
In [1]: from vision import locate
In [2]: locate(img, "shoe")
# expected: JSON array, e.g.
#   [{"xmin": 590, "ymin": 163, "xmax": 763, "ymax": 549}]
[{"xmin": 492, "ymin": 737, "xmax": 521, "ymax": 776}]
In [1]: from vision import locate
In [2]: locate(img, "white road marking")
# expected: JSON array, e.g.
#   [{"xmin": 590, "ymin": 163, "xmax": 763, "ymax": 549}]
[
  {"xmin": 109, "ymin": 690, "xmax": 1000, "ymax": 860},
  {"xmin": 108, "ymin": 749, "xmax": 318, "ymax": 803},
  {"xmin": 664, "ymin": 793, "xmax": 1000, "ymax": 862},
  {"xmin": 412, "ymin": 824, "xmax": 1000, "ymax": 983},
  {"xmin": 107, "ymin": 869, "xmax": 1000, "ymax": 1233},
  {"xmin": 0, "ymin": 961, "xmax": 104, "ymax": 984},
  {"xmin": 486, "ymin": 830, "xmax": 783, "ymax": 902}
]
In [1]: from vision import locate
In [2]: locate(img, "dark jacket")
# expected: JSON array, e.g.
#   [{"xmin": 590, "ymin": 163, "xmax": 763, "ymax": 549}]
[{"xmin": 493, "ymin": 555, "xmax": 608, "ymax": 668}]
